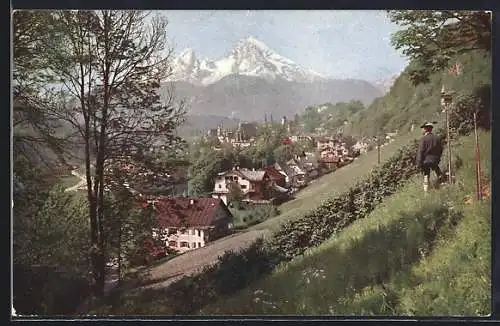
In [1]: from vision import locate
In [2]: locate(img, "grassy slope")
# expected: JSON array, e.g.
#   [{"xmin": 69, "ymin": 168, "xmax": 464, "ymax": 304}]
[
  {"xmin": 200, "ymin": 131, "xmax": 491, "ymax": 316},
  {"xmin": 252, "ymin": 130, "xmax": 421, "ymax": 232}
]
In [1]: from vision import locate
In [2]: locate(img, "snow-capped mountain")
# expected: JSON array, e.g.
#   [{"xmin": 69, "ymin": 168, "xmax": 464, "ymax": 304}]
[{"xmin": 168, "ymin": 36, "xmax": 325, "ymax": 85}]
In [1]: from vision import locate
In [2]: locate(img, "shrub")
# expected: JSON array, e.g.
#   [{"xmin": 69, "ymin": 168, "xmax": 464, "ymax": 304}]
[{"xmin": 267, "ymin": 141, "xmax": 421, "ymax": 261}]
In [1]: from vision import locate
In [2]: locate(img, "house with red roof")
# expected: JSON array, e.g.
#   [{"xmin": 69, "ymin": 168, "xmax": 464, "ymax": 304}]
[
  {"xmin": 212, "ymin": 168, "xmax": 271, "ymax": 205},
  {"xmin": 263, "ymin": 166, "xmax": 287, "ymax": 188},
  {"xmin": 148, "ymin": 196, "xmax": 233, "ymax": 253}
]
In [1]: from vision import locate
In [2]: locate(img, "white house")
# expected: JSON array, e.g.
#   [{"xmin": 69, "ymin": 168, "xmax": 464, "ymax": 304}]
[
  {"xmin": 316, "ymin": 137, "xmax": 336, "ymax": 152},
  {"xmin": 285, "ymin": 159, "xmax": 307, "ymax": 188}
]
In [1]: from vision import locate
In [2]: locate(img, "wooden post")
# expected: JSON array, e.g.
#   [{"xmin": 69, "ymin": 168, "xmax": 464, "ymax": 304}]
[
  {"xmin": 474, "ymin": 112, "xmax": 482, "ymax": 200},
  {"xmin": 445, "ymin": 102, "xmax": 453, "ymax": 184}
]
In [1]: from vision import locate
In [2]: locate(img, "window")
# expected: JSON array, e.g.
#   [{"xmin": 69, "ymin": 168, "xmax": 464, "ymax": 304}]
[
  {"xmin": 192, "ymin": 242, "xmax": 197, "ymax": 248},
  {"xmin": 168, "ymin": 228, "xmax": 177, "ymax": 235},
  {"xmin": 191, "ymin": 229, "xmax": 196, "ymax": 235},
  {"xmin": 180, "ymin": 242, "xmax": 189, "ymax": 248},
  {"xmin": 218, "ymin": 184, "xmax": 222, "ymax": 188},
  {"xmin": 168, "ymin": 241, "xmax": 177, "ymax": 247},
  {"xmin": 233, "ymin": 176, "xmax": 238, "ymax": 181},
  {"xmin": 197, "ymin": 230, "xmax": 201, "ymax": 237},
  {"xmin": 180, "ymin": 229, "xmax": 187, "ymax": 234},
  {"xmin": 241, "ymin": 184, "xmax": 247, "ymax": 189},
  {"xmin": 198, "ymin": 242, "xmax": 202, "ymax": 248}
]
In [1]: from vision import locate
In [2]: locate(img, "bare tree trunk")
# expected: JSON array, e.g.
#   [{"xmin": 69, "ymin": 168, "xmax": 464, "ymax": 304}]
[
  {"xmin": 117, "ymin": 218, "xmax": 122, "ymax": 285},
  {"xmin": 93, "ymin": 10, "xmax": 113, "ymax": 298}
]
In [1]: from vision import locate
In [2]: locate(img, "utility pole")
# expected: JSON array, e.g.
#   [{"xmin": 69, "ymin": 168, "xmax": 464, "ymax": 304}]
[
  {"xmin": 441, "ymin": 86, "xmax": 454, "ymax": 185},
  {"xmin": 474, "ymin": 112, "xmax": 482, "ymax": 200},
  {"xmin": 377, "ymin": 136, "xmax": 381, "ymax": 165}
]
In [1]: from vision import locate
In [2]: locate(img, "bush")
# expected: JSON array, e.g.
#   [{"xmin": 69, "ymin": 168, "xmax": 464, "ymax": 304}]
[
  {"xmin": 449, "ymin": 85, "xmax": 491, "ymax": 136},
  {"xmin": 13, "ymin": 264, "xmax": 91, "ymax": 315},
  {"xmin": 267, "ymin": 140, "xmax": 421, "ymax": 261}
]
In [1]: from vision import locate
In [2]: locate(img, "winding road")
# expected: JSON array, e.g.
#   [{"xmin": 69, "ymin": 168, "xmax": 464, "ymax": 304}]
[
  {"xmin": 64, "ymin": 170, "xmax": 88, "ymax": 192},
  {"xmin": 142, "ymin": 229, "xmax": 271, "ymax": 290}
]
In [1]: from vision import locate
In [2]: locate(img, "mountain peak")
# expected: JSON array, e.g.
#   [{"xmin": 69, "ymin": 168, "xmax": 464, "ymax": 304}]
[
  {"xmin": 179, "ymin": 47, "xmax": 195, "ymax": 57},
  {"xmin": 238, "ymin": 36, "xmax": 271, "ymax": 51},
  {"xmin": 168, "ymin": 37, "xmax": 325, "ymax": 85},
  {"xmin": 178, "ymin": 48, "xmax": 197, "ymax": 64}
]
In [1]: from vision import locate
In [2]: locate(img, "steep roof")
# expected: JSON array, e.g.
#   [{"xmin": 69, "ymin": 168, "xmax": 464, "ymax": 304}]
[
  {"xmin": 218, "ymin": 168, "xmax": 267, "ymax": 182},
  {"xmin": 263, "ymin": 166, "xmax": 285, "ymax": 180},
  {"xmin": 153, "ymin": 196, "xmax": 232, "ymax": 228},
  {"xmin": 239, "ymin": 169, "xmax": 267, "ymax": 181}
]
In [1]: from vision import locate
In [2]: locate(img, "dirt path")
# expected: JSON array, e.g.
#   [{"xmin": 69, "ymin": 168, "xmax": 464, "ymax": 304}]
[{"xmin": 142, "ymin": 229, "xmax": 271, "ymax": 290}]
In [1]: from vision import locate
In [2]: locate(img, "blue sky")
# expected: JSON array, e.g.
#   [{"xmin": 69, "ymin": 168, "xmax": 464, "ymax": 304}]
[{"xmin": 161, "ymin": 10, "xmax": 409, "ymax": 81}]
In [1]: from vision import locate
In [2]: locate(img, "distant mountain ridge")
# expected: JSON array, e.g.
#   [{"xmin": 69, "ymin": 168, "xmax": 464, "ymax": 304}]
[
  {"xmin": 164, "ymin": 36, "xmax": 391, "ymax": 126},
  {"xmin": 165, "ymin": 74, "xmax": 383, "ymax": 122}
]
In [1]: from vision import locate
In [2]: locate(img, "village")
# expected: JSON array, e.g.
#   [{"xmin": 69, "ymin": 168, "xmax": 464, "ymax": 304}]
[{"xmin": 63, "ymin": 115, "xmax": 399, "ymax": 263}]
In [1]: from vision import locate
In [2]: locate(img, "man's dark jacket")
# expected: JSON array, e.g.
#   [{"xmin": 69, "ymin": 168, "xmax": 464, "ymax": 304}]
[{"xmin": 416, "ymin": 132, "xmax": 444, "ymax": 166}]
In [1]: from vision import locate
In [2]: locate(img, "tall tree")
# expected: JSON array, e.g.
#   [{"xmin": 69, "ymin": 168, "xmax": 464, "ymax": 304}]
[
  {"xmin": 273, "ymin": 144, "xmax": 295, "ymax": 164},
  {"xmin": 42, "ymin": 10, "xmax": 185, "ymax": 297},
  {"xmin": 12, "ymin": 11, "xmax": 72, "ymax": 168},
  {"xmin": 388, "ymin": 10, "xmax": 491, "ymax": 85},
  {"xmin": 227, "ymin": 181, "xmax": 244, "ymax": 208},
  {"xmin": 188, "ymin": 149, "xmax": 234, "ymax": 195},
  {"xmin": 103, "ymin": 187, "xmax": 155, "ymax": 282}
]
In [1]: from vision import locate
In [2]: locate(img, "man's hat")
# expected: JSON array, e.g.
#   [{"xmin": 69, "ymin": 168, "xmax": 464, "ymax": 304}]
[{"xmin": 420, "ymin": 121, "xmax": 437, "ymax": 128}]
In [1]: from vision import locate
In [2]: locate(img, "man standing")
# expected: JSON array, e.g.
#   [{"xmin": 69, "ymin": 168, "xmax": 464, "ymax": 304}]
[{"xmin": 416, "ymin": 122, "xmax": 444, "ymax": 192}]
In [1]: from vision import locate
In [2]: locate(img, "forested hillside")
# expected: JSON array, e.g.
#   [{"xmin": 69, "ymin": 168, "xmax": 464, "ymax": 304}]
[
  {"xmin": 349, "ymin": 50, "xmax": 491, "ymax": 136},
  {"xmin": 298, "ymin": 49, "xmax": 490, "ymax": 138}
]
